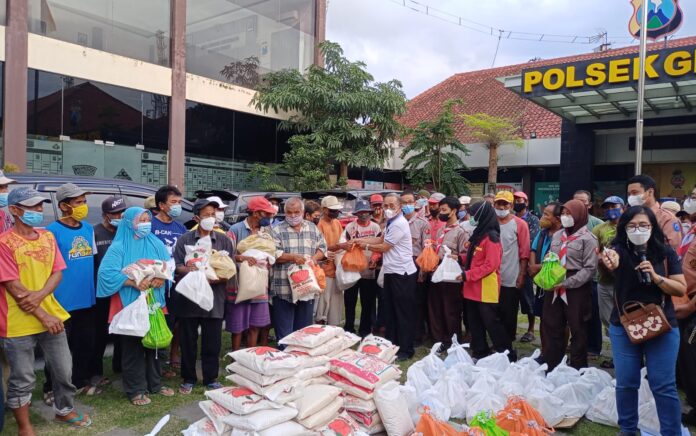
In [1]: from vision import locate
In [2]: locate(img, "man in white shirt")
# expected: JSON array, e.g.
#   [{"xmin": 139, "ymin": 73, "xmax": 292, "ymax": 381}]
[{"xmin": 356, "ymin": 193, "xmax": 417, "ymax": 361}]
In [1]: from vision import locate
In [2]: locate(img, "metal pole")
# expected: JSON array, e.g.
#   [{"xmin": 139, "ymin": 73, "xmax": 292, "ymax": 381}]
[{"xmin": 635, "ymin": 0, "xmax": 650, "ymax": 175}]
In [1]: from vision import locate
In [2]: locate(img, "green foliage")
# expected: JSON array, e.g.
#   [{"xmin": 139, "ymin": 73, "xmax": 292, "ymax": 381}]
[
  {"xmin": 459, "ymin": 113, "xmax": 523, "ymax": 149},
  {"xmin": 252, "ymin": 41, "xmax": 407, "ymax": 178},
  {"xmin": 400, "ymin": 99, "xmax": 470, "ymax": 196},
  {"xmin": 245, "ymin": 163, "xmax": 286, "ymax": 192},
  {"xmin": 283, "ymin": 136, "xmax": 333, "ymax": 191}
]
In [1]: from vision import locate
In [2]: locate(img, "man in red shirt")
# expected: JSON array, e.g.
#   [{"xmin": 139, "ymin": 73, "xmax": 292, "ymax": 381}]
[{"xmin": 428, "ymin": 193, "xmax": 446, "ymax": 236}]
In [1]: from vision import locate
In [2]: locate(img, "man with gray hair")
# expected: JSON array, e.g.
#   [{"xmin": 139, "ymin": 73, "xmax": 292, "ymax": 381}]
[
  {"xmin": 356, "ymin": 193, "xmax": 417, "ymax": 361},
  {"xmin": 270, "ymin": 197, "xmax": 327, "ymax": 342}
]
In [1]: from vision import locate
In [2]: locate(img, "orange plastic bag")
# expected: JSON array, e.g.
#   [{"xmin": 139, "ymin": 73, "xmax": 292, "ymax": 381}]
[
  {"xmin": 495, "ymin": 396, "xmax": 554, "ymax": 436},
  {"xmin": 415, "ymin": 408, "xmax": 462, "ymax": 436},
  {"xmin": 342, "ymin": 244, "xmax": 368, "ymax": 272},
  {"xmin": 416, "ymin": 240, "xmax": 439, "ymax": 273},
  {"xmin": 311, "ymin": 262, "xmax": 326, "ymax": 290}
]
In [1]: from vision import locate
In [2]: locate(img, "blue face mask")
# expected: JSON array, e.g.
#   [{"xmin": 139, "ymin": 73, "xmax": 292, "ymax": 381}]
[
  {"xmin": 20, "ymin": 209, "xmax": 44, "ymax": 227},
  {"xmin": 168, "ymin": 204, "xmax": 182, "ymax": 218},
  {"xmin": 402, "ymin": 205, "xmax": 415, "ymax": 215},
  {"xmin": 457, "ymin": 210, "xmax": 467, "ymax": 220},
  {"xmin": 0, "ymin": 193, "xmax": 8, "ymax": 208},
  {"xmin": 469, "ymin": 216, "xmax": 478, "ymax": 227},
  {"xmin": 110, "ymin": 218, "xmax": 122, "ymax": 228},
  {"xmin": 258, "ymin": 217, "xmax": 272, "ymax": 227},
  {"xmin": 605, "ymin": 208, "xmax": 622, "ymax": 221},
  {"xmin": 135, "ymin": 222, "xmax": 152, "ymax": 239}
]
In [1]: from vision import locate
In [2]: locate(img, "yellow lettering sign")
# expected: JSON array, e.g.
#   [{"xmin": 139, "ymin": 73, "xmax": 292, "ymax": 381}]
[
  {"xmin": 542, "ymin": 68, "xmax": 565, "ymax": 91},
  {"xmin": 565, "ymin": 66, "xmax": 584, "ymax": 88},
  {"xmin": 523, "ymin": 71, "xmax": 543, "ymax": 93},
  {"xmin": 585, "ymin": 63, "xmax": 606, "ymax": 87},
  {"xmin": 664, "ymin": 51, "xmax": 692, "ymax": 77},
  {"xmin": 608, "ymin": 59, "xmax": 631, "ymax": 83}
]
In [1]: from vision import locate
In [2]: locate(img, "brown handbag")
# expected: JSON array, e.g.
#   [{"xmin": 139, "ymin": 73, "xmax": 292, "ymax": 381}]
[{"xmin": 618, "ymin": 300, "xmax": 671, "ymax": 345}]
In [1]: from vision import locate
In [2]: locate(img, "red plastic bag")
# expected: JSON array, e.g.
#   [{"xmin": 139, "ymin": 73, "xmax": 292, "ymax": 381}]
[
  {"xmin": 416, "ymin": 240, "xmax": 439, "ymax": 273},
  {"xmin": 496, "ymin": 396, "xmax": 554, "ymax": 436},
  {"xmin": 342, "ymin": 244, "xmax": 368, "ymax": 272}
]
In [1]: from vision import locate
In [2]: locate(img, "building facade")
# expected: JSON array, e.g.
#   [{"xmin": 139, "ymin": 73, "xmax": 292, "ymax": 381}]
[{"xmin": 1, "ymin": 0, "xmax": 325, "ymax": 197}]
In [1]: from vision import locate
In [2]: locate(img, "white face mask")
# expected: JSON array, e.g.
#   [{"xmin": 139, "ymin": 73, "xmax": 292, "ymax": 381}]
[
  {"xmin": 215, "ymin": 211, "xmax": 225, "ymax": 224},
  {"xmin": 384, "ymin": 208, "xmax": 397, "ymax": 219},
  {"xmin": 627, "ymin": 228, "xmax": 651, "ymax": 246},
  {"xmin": 272, "ymin": 204, "xmax": 279, "ymax": 213},
  {"xmin": 200, "ymin": 217, "xmax": 216, "ymax": 231},
  {"xmin": 561, "ymin": 215, "xmax": 575, "ymax": 228},
  {"xmin": 682, "ymin": 222, "xmax": 691, "ymax": 233},
  {"xmin": 495, "ymin": 209, "xmax": 509, "ymax": 218},
  {"xmin": 684, "ymin": 198, "xmax": 696, "ymax": 215},
  {"xmin": 627, "ymin": 193, "xmax": 646, "ymax": 207}
]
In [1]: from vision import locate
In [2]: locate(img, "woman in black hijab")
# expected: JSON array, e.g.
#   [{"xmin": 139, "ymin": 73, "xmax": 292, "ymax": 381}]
[{"xmin": 462, "ymin": 201, "xmax": 515, "ymax": 360}]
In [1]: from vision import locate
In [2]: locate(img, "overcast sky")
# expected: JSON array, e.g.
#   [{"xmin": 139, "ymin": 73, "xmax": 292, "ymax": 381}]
[{"xmin": 326, "ymin": 0, "xmax": 696, "ymax": 98}]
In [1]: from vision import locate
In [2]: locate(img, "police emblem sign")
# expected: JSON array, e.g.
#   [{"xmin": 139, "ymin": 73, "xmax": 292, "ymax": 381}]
[{"xmin": 629, "ymin": 0, "xmax": 684, "ymax": 40}]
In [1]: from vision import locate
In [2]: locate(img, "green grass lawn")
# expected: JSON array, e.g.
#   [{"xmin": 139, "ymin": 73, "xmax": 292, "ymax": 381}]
[{"xmin": 1, "ymin": 315, "xmax": 692, "ymax": 435}]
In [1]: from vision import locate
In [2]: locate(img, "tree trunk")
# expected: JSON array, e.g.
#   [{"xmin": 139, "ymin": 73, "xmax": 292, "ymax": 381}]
[
  {"xmin": 487, "ymin": 143, "xmax": 498, "ymax": 193},
  {"xmin": 339, "ymin": 162, "xmax": 348, "ymax": 180}
]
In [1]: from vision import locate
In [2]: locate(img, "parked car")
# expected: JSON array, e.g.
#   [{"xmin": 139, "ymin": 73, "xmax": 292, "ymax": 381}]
[
  {"xmin": 196, "ymin": 190, "xmax": 301, "ymax": 225},
  {"xmin": 8, "ymin": 173, "xmax": 196, "ymax": 228},
  {"xmin": 301, "ymin": 189, "xmax": 402, "ymax": 228}
]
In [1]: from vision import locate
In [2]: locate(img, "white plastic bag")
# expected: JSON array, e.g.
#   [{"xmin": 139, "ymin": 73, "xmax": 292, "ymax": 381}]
[
  {"xmin": 374, "ymin": 381, "xmax": 415, "ymax": 436},
  {"xmin": 444, "ymin": 334, "xmax": 474, "ymax": 368},
  {"xmin": 525, "ymin": 389, "xmax": 565, "ymax": 427},
  {"xmin": 377, "ymin": 268, "xmax": 384, "ymax": 288},
  {"xmin": 546, "ymin": 355, "xmax": 581, "ymax": 388},
  {"xmin": 420, "ymin": 388, "xmax": 452, "ymax": 422},
  {"xmin": 109, "ymin": 292, "xmax": 150, "ymax": 337},
  {"xmin": 185, "ymin": 236, "xmax": 218, "ymax": 281},
  {"xmin": 585, "ymin": 385, "xmax": 618, "ymax": 427},
  {"xmin": 465, "ymin": 390, "xmax": 505, "ymax": 424},
  {"xmin": 336, "ymin": 261, "xmax": 361, "ymax": 291},
  {"xmin": 175, "ymin": 269, "xmax": 214, "ymax": 311},
  {"xmin": 237, "ymin": 260, "xmax": 269, "ymax": 303},
  {"xmin": 433, "ymin": 373, "xmax": 468, "ymax": 419},
  {"xmin": 405, "ymin": 362, "xmax": 432, "ymax": 396},
  {"xmin": 638, "ymin": 399, "xmax": 660, "ymax": 435},
  {"xmin": 474, "ymin": 350, "xmax": 510, "ymax": 378},
  {"xmin": 431, "ymin": 246, "xmax": 462, "ymax": 283},
  {"xmin": 420, "ymin": 343, "xmax": 446, "ymax": 383},
  {"xmin": 515, "ymin": 349, "xmax": 542, "ymax": 371},
  {"xmin": 579, "ymin": 367, "xmax": 614, "ymax": 396},
  {"xmin": 553, "ymin": 381, "xmax": 594, "ymax": 418},
  {"xmin": 288, "ymin": 263, "xmax": 321, "ymax": 303}
]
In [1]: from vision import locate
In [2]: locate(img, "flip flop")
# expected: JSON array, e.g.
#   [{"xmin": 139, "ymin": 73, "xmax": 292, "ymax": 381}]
[
  {"xmin": 179, "ymin": 383, "xmax": 194, "ymax": 395},
  {"xmin": 43, "ymin": 391, "xmax": 54, "ymax": 407},
  {"xmin": 55, "ymin": 412, "xmax": 92, "ymax": 428},
  {"xmin": 520, "ymin": 332, "xmax": 535, "ymax": 343},
  {"xmin": 84, "ymin": 385, "xmax": 103, "ymax": 396},
  {"xmin": 157, "ymin": 386, "xmax": 175, "ymax": 397},
  {"xmin": 130, "ymin": 393, "xmax": 152, "ymax": 406}
]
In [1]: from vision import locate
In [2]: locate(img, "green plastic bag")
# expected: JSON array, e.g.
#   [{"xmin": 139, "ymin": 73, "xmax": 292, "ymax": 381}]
[
  {"xmin": 469, "ymin": 411, "xmax": 508, "ymax": 436},
  {"xmin": 142, "ymin": 288, "xmax": 173, "ymax": 350},
  {"xmin": 533, "ymin": 252, "xmax": 567, "ymax": 291}
]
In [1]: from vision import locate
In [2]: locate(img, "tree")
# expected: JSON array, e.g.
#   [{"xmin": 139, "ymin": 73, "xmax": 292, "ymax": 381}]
[
  {"xmin": 282, "ymin": 136, "xmax": 333, "ymax": 191},
  {"xmin": 245, "ymin": 163, "xmax": 286, "ymax": 192},
  {"xmin": 400, "ymin": 99, "xmax": 470, "ymax": 196},
  {"xmin": 220, "ymin": 56, "xmax": 261, "ymax": 89},
  {"xmin": 252, "ymin": 41, "xmax": 407, "ymax": 181},
  {"xmin": 460, "ymin": 113, "xmax": 523, "ymax": 193}
]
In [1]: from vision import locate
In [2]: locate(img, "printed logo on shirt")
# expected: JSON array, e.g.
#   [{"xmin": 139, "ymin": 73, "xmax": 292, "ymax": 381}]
[
  {"xmin": 68, "ymin": 236, "xmax": 93, "ymax": 260},
  {"xmin": 674, "ymin": 222, "xmax": 681, "ymax": 233}
]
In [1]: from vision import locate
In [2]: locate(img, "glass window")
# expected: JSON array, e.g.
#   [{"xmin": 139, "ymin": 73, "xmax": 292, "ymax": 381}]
[
  {"xmin": 186, "ymin": 0, "xmax": 315, "ymax": 87},
  {"xmin": 28, "ymin": 0, "xmax": 170, "ymax": 66}
]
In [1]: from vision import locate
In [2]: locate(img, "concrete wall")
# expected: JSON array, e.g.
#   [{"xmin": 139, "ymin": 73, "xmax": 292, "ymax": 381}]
[{"xmin": 595, "ymin": 130, "xmax": 696, "ymax": 165}]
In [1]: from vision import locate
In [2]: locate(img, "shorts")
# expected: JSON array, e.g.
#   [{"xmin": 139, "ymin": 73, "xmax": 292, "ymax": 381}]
[
  {"xmin": 519, "ymin": 276, "xmax": 536, "ymax": 315},
  {"xmin": 225, "ymin": 301, "xmax": 271, "ymax": 334}
]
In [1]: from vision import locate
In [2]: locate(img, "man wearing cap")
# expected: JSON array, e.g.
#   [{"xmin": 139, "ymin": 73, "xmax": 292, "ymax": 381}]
[
  {"xmin": 265, "ymin": 193, "xmax": 283, "ymax": 227},
  {"xmin": 483, "ymin": 193, "xmax": 496, "ymax": 205},
  {"xmin": 401, "ymin": 190, "xmax": 430, "ymax": 342},
  {"xmin": 1, "ymin": 187, "xmax": 91, "ymax": 430},
  {"xmin": 428, "ymin": 193, "xmax": 446, "ymax": 237},
  {"xmin": 370, "ymin": 194, "xmax": 385, "ymax": 228},
  {"xmin": 513, "ymin": 191, "xmax": 540, "ymax": 343},
  {"xmin": 494, "ymin": 191, "xmax": 530, "ymax": 343},
  {"xmin": 316, "ymin": 196, "xmax": 345, "ymax": 326},
  {"xmin": 0, "ymin": 170, "xmax": 16, "ymax": 233},
  {"xmin": 191, "ymin": 196, "xmax": 231, "ymax": 234},
  {"xmin": 46, "ymin": 183, "xmax": 99, "ymax": 395},
  {"xmin": 173, "ymin": 198, "xmax": 235, "ymax": 394},
  {"xmin": 340, "ymin": 200, "xmax": 382, "ymax": 336},
  {"xmin": 92, "ymin": 196, "xmax": 127, "ymax": 382},
  {"xmin": 458, "ymin": 196, "xmax": 471, "ymax": 222},
  {"xmin": 225, "ymin": 196, "xmax": 276, "ymax": 351}
]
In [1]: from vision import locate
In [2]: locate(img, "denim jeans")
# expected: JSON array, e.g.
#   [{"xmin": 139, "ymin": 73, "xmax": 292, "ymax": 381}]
[
  {"xmin": 2, "ymin": 331, "xmax": 76, "ymax": 416},
  {"xmin": 272, "ymin": 297, "xmax": 314, "ymax": 349},
  {"xmin": 610, "ymin": 324, "xmax": 682, "ymax": 435}
]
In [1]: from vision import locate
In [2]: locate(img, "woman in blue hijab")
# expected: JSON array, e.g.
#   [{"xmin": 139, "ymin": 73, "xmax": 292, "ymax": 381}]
[{"xmin": 97, "ymin": 207, "xmax": 175, "ymax": 405}]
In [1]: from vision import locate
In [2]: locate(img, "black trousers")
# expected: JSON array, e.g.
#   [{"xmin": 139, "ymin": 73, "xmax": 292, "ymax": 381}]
[
  {"xmin": 179, "ymin": 317, "xmax": 223, "ymax": 386},
  {"xmin": 383, "ymin": 272, "xmax": 417, "ymax": 359},
  {"xmin": 466, "ymin": 299, "xmax": 514, "ymax": 360},
  {"xmin": 677, "ymin": 316, "xmax": 696, "ymax": 409},
  {"xmin": 120, "ymin": 335, "xmax": 162, "ymax": 399},
  {"xmin": 499, "ymin": 286, "xmax": 521, "ymax": 342},
  {"xmin": 414, "ymin": 264, "xmax": 430, "ymax": 341},
  {"xmin": 93, "ymin": 296, "xmax": 121, "ymax": 376},
  {"xmin": 586, "ymin": 282, "xmax": 603, "ymax": 355},
  {"xmin": 428, "ymin": 281, "xmax": 463, "ymax": 348},
  {"xmin": 44, "ymin": 306, "xmax": 96, "ymax": 391},
  {"xmin": 344, "ymin": 278, "xmax": 378, "ymax": 337}
]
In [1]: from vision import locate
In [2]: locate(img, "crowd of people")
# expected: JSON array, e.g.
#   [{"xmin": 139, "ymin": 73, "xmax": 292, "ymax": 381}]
[{"xmin": 1, "ymin": 170, "xmax": 696, "ymax": 435}]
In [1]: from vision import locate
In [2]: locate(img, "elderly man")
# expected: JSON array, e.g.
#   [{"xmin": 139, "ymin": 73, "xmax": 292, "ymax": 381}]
[
  {"xmin": 270, "ymin": 197, "xmax": 327, "ymax": 341},
  {"xmin": 401, "ymin": 190, "xmax": 430, "ymax": 343},
  {"xmin": 356, "ymin": 193, "xmax": 417, "ymax": 361}
]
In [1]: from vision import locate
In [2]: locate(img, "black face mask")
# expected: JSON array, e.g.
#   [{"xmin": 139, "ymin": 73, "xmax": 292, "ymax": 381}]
[
  {"xmin": 312, "ymin": 217, "xmax": 320, "ymax": 225},
  {"xmin": 438, "ymin": 213, "xmax": 451, "ymax": 222},
  {"xmin": 430, "ymin": 209, "xmax": 439, "ymax": 218},
  {"xmin": 513, "ymin": 203, "xmax": 526, "ymax": 213},
  {"xmin": 328, "ymin": 210, "xmax": 340, "ymax": 219}
]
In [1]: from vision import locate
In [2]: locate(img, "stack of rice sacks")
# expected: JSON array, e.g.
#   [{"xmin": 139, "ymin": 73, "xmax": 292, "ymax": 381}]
[{"xmin": 328, "ymin": 335, "xmax": 402, "ymax": 434}]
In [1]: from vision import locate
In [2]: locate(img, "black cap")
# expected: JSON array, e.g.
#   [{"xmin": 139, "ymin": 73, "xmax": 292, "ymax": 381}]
[
  {"xmin": 265, "ymin": 192, "xmax": 282, "ymax": 202},
  {"xmin": 102, "ymin": 196, "xmax": 127, "ymax": 214},
  {"xmin": 193, "ymin": 198, "xmax": 220, "ymax": 215}
]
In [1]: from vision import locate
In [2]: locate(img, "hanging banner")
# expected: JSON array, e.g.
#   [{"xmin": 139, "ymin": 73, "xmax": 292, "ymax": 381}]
[{"xmin": 533, "ymin": 182, "xmax": 560, "ymax": 214}]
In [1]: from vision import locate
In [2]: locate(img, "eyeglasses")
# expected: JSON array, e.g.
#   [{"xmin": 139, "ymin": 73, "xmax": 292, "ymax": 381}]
[{"xmin": 626, "ymin": 223, "xmax": 651, "ymax": 232}]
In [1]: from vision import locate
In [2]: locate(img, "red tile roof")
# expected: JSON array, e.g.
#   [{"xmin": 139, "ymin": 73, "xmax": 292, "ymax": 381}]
[{"xmin": 399, "ymin": 36, "xmax": 696, "ymax": 142}]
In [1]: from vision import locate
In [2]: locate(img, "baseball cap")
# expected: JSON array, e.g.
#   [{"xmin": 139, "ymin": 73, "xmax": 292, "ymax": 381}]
[
  {"xmin": 8, "ymin": 187, "xmax": 51, "ymax": 207},
  {"xmin": 601, "ymin": 196, "xmax": 625, "ymax": 207},
  {"xmin": 193, "ymin": 198, "xmax": 220, "ymax": 215},
  {"xmin": 428, "ymin": 193, "xmax": 445, "ymax": 204},
  {"xmin": 206, "ymin": 196, "xmax": 228, "ymax": 209},
  {"xmin": 354, "ymin": 200, "xmax": 372, "ymax": 213},
  {"xmin": 661, "ymin": 201, "xmax": 681, "ymax": 215},
  {"xmin": 56, "ymin": 183, "xmax": 91, "ymax": 203},
  {"xmin": 417, "ymin": 189, "xmax": 430, "ymax": 198},
  {"xmin": 247, "ymin": 196, "xmax": 276, "ymax": 214},
  {"xmin": 370, "ymin": 194, "xmax": 384, "ymax": 205},
  {"xmin": 458, "ymin": 196, "xmax": 471, "ymax": 205},
  {"xmin": 494, "ymin": 191, "xmax": 514, "ymax": 204},
  {"xmin": 101, "ymin": 196, "xmax": 127, "ymax": 214},
  {"xmin": 513, "ymin": 191, "xmax": 528, "ymax": 201},
  {"xmin": 321, "ymin": 195, "xmax": 342, "ymax": 210},
  {"xmin": 0, "ymin": 170, "xmax": 16, "ymax": 186},
  {"xmin": 144, "ymin": 196, "xmax": 157, "ymax": 210}
]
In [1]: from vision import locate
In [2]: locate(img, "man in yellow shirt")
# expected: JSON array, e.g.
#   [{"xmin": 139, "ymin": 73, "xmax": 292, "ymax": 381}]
[{"xmin": 0, "ymin": 188, "xmax": 91, "ymax": 432}]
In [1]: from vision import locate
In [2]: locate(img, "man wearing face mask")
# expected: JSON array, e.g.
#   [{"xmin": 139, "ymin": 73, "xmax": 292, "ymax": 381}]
[
  {"xmin": 46, "ymin": 183, "xmax": 98, "ymax": 395},
  {"xmin": 0, "ymin": 170, "xmax": 16, "ymax": 233},
  {"xmin": 428, "ymin": 193, "xmax": 446, "ymax": 237},
  {"xmin": 627, "ymin": 175, "xmax": 682, "ymax": 250},
  {"xmin": 513, "ymin": 191, "xmax": 540, "ymax": 343},
  {"xmin": 494, "ymin": 191, "xmax": 530, "ymax": 343},
  {"xmin": 265, "ymin": 193, "xmax": 283, "ymax": 227},
  {"xmin": 340, "ymin": 200, "xmax": 382, "ymax": 336},
  {"xmin": 315, "ymin": 196, "xmax": 345, "ymax": 326},
  {"xmin": 304, "ymin": 200, "xmax": 322, "ymax": 225},
  {"xmin": 173, "ymin": 199, "xmax": 235, "ymax": 394},
  {"xmin": 208, "ymin": 196, "xmax": 230, "ymax": 232},
  {"xmin": 92, "ymin": 196, "xmax": 127, "ymax": 382},
  {"xmin": 458, "ymin": 196, "xmax": 471, "ymax": 221},
  {"xmin": 401, "ymin": 191, "xmax": 430, "ymax": 342},
  {"xmin": 370, "ymin": 194, "xmax": 385, "ymax": 228}
]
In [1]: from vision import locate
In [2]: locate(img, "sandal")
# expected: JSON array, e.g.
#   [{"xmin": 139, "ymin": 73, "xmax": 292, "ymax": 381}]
[
  {"xmin": 179, "ymin": 383, "xmax": 194, "ymax": 395},
  {"xmin": 43, "ymin": 391, "xmax": 54, "ymax": 407},
  {"xmin": 55, "ymin": 411, "xmax": 92, "ymax": 428},
  {"xmin": 520, "ymin": 332, "xmax": 535, "ymax": 343},
  {"xmin": 162, "ymin": 368, "xmax": 177, "ymax": 378},
  {"xmin": 600, "ymin": 359, "xmax": 615, "ymax": 369},
  {"xmin": 130, "ymin": 393, "xmax": 152, "ymax": 406},
  {"xmin": 157, "ymin": 386, "xmax": 175, "ymax": 397},
  {"xmin": 207, "ymin": 382, "xmax": 223, "ymax": 390},
  {"xmin": 84, "ymin": 385, "xmax": 103, "ymax": 396}
]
